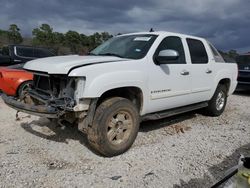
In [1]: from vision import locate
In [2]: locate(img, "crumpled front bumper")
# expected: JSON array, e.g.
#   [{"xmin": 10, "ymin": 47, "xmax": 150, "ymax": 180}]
[{"xmin": 1, "ymin": 94, "xmax": 58, "ymax": 118}]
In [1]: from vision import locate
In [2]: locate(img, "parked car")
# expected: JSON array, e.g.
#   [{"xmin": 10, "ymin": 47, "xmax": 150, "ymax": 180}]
[
  {"xmin": 0, "ymin": 64, "xmax": 33, "ymax": 96},
  {"xmin": 236, "ymin": 53, "xmax": 250, "ymax": 90},
  {"xmin": 0, "ymin": 45, "xmax": 55, "ymax": 96},
  {"xmin": 2, "ymin": 31, "xmax": 238, "ymax": 156},
  {"xmin": 0, "ymin": 45, "xmax": 55, "ymax": 66}
]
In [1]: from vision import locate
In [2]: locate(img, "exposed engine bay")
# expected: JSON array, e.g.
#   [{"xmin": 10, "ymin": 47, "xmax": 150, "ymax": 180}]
[{"xmin": 29, "ymin": 74, "xmax": 76, "ymax": 111}]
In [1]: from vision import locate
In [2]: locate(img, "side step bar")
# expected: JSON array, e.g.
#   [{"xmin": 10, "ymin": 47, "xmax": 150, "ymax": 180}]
[{"xmin": 141, "ymin": 102, "xmax": 208, "ymax": 121}]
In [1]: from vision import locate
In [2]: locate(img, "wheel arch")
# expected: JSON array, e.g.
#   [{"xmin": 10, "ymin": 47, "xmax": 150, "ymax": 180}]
[
  {"xmin": 217, "ymin": 78, "xmax": 231, "ymax": 95},
  {"xmin": 15, "ymin": 80, "xmax": 33, "ymax": 96},
  {"xmin": 97, "ymin": 86, "xmax": 144, "ymax": 114}
]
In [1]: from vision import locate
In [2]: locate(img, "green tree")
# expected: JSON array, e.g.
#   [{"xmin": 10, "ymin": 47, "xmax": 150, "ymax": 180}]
[
  {"xmin": 8, "ymin": 24, "xmax": 23, "ymax": 44},
  {"xmin": 32, "ymin": 24, "xmax": 55, "ymax": 47},
  {"xmin": 87, "ymin": 32, "xmax": 112, "ymax": 50},
  {"xmin": 65, "ymin": 30, "xmax": 81, "ymax": 54},
  {"xmin": 53, "ymin": 32, "xmax": 65, "ymax": 44},
  {"xmin": 0, "ymin": 29, "xmax": 9, "ymax": 47},
  {"xmin": 31, "ymin": 23, "xmax": 113, "ymax": 54},
  {"xmin": 92, "ymin": 32, "xmax": 102, "ymax": 46},
  {"xmin": 80, "ymin": 33, "xmax": 88, "ymax": 46},
  {"xmin": 52, "ymin": 32, "xmax": 65, "ymax": 53},
  {"xmin": 100, "ymin": 32, "xmax": 112, "ymax": 42}
]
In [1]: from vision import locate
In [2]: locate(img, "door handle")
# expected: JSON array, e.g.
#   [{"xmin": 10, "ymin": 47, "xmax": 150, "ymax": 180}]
[
  {"xmin": 206, "ymin": 69, "xmax": 212, "ymax": 74},
  {"xmin": 180, "ymin": 70, "xmax": 189, "ymax": 75}
]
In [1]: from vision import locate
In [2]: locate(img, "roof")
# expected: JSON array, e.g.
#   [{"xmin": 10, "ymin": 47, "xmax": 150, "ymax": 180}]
[{"xmin": 119, "ymin": 31, "xmax": 205, "ymax": 40}]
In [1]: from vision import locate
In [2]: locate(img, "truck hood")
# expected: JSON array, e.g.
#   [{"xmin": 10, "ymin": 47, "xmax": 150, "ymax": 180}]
[{"xmin": 24, "ymin": 55, "xmax": 128, "ymax": 74}]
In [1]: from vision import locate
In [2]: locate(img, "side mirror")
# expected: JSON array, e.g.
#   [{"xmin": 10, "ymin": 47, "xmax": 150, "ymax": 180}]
[{"xmin": 155, "ymin": 49, "xmax": 179, "ymax": 64}]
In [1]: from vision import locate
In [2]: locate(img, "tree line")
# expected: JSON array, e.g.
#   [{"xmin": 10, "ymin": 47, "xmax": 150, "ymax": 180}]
[
  {"xmin": 0, "ymin": 24, "xmax": 113, "ymax": 55},
  {"xmin": 0, "ymin": 24, "xmax": 239, "ymax": 60}
]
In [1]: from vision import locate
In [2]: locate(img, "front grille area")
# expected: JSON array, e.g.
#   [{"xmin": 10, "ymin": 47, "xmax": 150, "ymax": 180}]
[
  {"xmin": 30, "ymin": 74, "xmax": 77, "ymax": 111},
  {"xmin": 33, "ymin": 74, "xmax": 75, "ymax": 98}
]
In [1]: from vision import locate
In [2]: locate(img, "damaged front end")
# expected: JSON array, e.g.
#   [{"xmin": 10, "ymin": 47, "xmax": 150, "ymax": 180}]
[
  {"xmin": 28, "ymin": 73, "xmax": 78, "ymax": 115},
  {"xmin": 2, "ymin": 73, "xmax": 93, "ymax": 128}
]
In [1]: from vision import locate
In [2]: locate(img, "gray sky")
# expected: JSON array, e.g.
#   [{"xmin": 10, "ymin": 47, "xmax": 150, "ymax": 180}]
[{"xmin": 0, "ymin": 0, "xmax": 250, "ymax": 52}]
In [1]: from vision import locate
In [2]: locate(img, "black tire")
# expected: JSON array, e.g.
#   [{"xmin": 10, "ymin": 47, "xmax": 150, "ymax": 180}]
[
  {"xmin": 87, "ymin": 97, "xmax": 139, "ymax": 157},
  {"xmin": 17, "ymin": 81, "xmax": 33, "ymax": 97},
  {"xmin": 206, "ymin": 84, "xmax": 227, "ymax": 116}
]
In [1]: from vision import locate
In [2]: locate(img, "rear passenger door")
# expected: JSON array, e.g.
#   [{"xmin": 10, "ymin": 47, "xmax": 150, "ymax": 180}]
[{"xmin": 186, "ymin": 38, "xmax": 214, "ymax": 102}]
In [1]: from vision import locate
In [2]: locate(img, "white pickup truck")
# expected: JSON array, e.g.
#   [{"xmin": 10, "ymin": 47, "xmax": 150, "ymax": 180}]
[{"xmin": 2, "ymin": 31, "xmax": 238, "ymax": 156}]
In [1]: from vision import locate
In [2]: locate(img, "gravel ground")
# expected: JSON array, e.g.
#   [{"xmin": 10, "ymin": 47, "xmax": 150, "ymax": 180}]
[{"xmin": 0, "ymin": 91, "xmax": 249, "ymax": 188}]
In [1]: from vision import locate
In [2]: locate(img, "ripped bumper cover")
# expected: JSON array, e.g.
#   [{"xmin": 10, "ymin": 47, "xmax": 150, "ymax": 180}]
[{"xmin": 1, "ymin": 94, "xmax": 58, "ymax": 118}]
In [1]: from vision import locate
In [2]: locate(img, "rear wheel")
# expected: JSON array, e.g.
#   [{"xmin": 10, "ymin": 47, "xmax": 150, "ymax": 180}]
[
  {"xmin": 206, "ymin": 84, "xmax": 227, "ymax": 116},
  {"xmin": 87, "ymin": 97, "xmax": 139, "ymax": 157}
]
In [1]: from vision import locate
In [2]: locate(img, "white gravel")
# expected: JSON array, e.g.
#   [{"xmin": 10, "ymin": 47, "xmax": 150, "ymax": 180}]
[{"xmin": 0, "ymin": 91, "xmax": 249, "ymax": 188}]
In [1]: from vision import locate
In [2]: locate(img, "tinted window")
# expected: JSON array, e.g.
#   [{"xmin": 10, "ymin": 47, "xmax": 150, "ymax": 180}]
[
  {"xmin": 35, "ymin": 49, "xmax": 54, "ymax": 58},
  {"xmin": 187, "ymin": 39, "xmax": 208, "ymax": 64},
  {"xmin": 155, "ymin": 36, "xmax": 186, "ymax": 64},
  {"xmin": 16, "ymin": 47, "xmax": 34, "ymax": 57}
]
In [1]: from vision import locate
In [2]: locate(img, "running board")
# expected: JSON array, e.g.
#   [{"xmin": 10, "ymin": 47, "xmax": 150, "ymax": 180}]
[{"xmin": 141, "ymin": 102, "xmax": 208, "ymax": 121}]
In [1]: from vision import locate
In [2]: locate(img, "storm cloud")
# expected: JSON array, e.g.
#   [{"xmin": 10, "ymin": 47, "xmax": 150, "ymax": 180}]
[{"xmin": 0, "ymin": 0, "xmax": 250, "ymax": 52}]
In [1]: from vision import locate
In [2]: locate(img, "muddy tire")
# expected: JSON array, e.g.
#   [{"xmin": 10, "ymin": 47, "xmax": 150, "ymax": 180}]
[
  {"xmin": 87, "ymin": 97, "xmax": 139, "ymax": 157},
  {"xmin": 206, "ymin": 84, "xmax": 227, "ymax": 116},
  {"xmin": 17, "ymin": 81, "xmax": 33, "ymax": 97}
]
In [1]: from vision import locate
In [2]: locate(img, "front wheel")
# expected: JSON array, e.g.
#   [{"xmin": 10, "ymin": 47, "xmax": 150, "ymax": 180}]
[
  {"xmin": 206, "ymin": 85, "xmax": 227, "ymax": 116},
  {"xmin": 87, "ymin": 97, "xmax": 139, "ymax": 157},
  {"xmin": 17, "ymin": 81, "xmax": 33, "ymax": 97}
]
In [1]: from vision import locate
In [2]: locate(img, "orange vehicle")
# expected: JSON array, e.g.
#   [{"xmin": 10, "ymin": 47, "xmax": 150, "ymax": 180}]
[{"xmin": 0, "ymin": 64, "xmax": 33, "ymax": 96}]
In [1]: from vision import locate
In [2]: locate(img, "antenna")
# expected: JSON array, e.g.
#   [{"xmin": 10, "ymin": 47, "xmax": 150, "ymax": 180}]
[{"xmin": 149, "ymin": 28, "xmax": 154, "ymax": 32}]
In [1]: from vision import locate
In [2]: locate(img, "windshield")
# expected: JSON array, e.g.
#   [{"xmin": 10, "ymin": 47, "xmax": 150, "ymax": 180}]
[
  {"xmin": 236, "ymin": 55, "xmax": 250, "ymax": 64},
  {"xmin": 90, "ymin": 34, "xmax": 158, "ymax": 59}
]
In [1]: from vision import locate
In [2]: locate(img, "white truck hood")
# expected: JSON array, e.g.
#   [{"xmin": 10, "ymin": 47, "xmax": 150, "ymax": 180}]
[{"xmin": 24, "ymin": 55, "xmax": 126, "ymax": 74}]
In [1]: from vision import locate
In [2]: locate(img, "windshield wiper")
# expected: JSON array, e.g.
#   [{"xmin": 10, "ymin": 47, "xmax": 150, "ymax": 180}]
[{"xmin": 99, "ymin": 53, "xmax": 123, "ymax": 58}]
